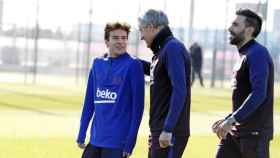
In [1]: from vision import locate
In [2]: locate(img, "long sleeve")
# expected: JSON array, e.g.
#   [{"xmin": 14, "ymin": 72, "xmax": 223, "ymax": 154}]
[
  {"xmin": 123, "ymin": 60, "xmax": 145, "ymax": 154},
  {"xmin": 232, "ymin": 50, "xmax": 269, "ymax": 122},
  {"xmin": 163, "ymin": 44, "xmax": 188, "ymax": 132},
  {"xmin": 76, "ymin": 66, "xmax": 95, "ymax": 144}
]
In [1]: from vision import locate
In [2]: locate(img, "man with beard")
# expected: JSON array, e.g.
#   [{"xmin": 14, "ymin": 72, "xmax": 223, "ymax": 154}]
[
  {"xmin": 212, "ymin": 9, "xmax": 274, "ymax": 158},
  {"xmin": 138, "ymin": 9, "xmax": 191, "ymax": 158}
]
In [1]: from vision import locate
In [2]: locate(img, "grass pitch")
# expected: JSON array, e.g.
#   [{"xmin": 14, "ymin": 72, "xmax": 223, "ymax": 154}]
[{"xmin": 0, "ymin": 82, "xmax": 279, "ymax": 158}]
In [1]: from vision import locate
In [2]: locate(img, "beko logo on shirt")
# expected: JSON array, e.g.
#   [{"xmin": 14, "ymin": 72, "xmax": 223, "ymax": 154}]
[{"xmin": 96, "ymin": 88, "xmax": 117, "ymax": 100}]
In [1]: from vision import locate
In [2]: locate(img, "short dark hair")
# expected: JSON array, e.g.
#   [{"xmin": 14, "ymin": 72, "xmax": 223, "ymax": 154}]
[
  {"xmin": 236, "ymin": 9, "xmax": 263, "ymax": 38},
  {"xmin": 104, "ymin": 22, "xmax": 131, "ymax": 41}
]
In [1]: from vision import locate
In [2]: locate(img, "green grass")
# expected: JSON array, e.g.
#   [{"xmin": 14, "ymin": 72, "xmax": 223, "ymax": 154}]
[
  {"xmin": 191, "ymin": 87, "xmax": 232, "ymax": 112},
  {"xmin": 0, "ymin": 82, "xmax": 279, "ymax": 158},
  {"xmin": 1, "ymin": 135, "xmax": 279, "ymax": 158},
  {"xmin": 191, "ymin": 86, "xmax": 280, "ymax": 112},
  {"xmin": 0, "ymin": 83, "xmax": 83, "ymax": 110},
  {"xmin": 1, "ymin": 83, "xmax": 278, "ymax": 112},
  {"xmin": 0, "ymin": 137, "xmax": 82, "ymax": 158}
]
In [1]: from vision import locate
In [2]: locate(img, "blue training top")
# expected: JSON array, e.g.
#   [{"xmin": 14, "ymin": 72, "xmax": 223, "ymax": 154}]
[{"xmin": 77, "ymin": 52, "xmax": 145, "ymax": 154}]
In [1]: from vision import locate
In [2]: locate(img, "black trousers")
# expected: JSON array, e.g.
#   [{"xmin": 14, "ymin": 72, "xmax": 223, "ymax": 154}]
[
  {"xmin": 81, "ymin": 144, "xmax": 126, "ymax": 158},
  {"xmin": 191, "ymin": 68, "xmax": 204, "ymax": 87},
  {"xmin": 216, "ymin": 134, "xmax": 270, "ymax": 158},
  {"xmin": 148, "ymin": 135, "xmax": 189, "ymax": 158}
]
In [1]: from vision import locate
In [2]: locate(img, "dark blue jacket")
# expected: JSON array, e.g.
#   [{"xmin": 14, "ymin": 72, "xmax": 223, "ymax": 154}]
[
  {"xmin": 231, "ymin": 39, "xmax": 274, "ymax": 139},
  {"xmin": 146, "ymin": 27, "xmax": 191, "ymax": 136}
]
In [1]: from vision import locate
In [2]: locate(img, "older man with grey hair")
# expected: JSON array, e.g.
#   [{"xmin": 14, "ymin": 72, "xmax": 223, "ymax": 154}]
[{"xmin": 138, "ymin": 9, "xmax": 191, "ymax": 158}]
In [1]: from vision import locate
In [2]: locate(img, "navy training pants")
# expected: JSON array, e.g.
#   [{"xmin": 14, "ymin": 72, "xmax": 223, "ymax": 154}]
[
  {"xmin": 148, "ymin": 135, "xmax": 189, "ymax": 158},
  {"xmin": 216, "ymin": 134, "xmax": 270, "ymax": 158},
  {"xmin": 81, "ymin": 144, "xmax": 126, "ymax": 158}
]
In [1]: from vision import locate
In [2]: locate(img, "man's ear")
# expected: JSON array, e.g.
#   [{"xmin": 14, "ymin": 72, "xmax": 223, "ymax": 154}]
[{"xmin": 246, "ymin": 26, "xmax": 255, "ymax": 38}]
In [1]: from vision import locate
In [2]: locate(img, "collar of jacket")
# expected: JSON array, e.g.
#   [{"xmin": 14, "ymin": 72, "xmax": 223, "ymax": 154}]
[
  {"xmin": 238, "ymin": 39, "xmax": 255, "ymax": 55},
  {"xmin": 150, "ymin": 26, "xmax": 173, "ymax": 54},
  {"xmin": 104, "ymin": 52, "xmax": 129, "ymax": 61}
]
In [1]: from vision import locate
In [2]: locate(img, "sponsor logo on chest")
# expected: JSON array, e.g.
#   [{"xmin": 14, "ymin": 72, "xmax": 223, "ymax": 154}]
[{"xmin": 95, "ymin": 88, "xmax": 118, "ymax": 104}]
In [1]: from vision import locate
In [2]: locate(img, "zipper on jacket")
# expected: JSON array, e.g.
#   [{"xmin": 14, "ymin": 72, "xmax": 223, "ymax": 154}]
[{"xmin": 105, "ymin": 57, "xmax": 113, "ymax": 84}]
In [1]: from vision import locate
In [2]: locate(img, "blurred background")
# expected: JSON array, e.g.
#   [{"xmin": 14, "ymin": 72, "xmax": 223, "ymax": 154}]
[
  {"xmin": 0, "ymin": 0, "xmax": 279, "ymax": 158},
  {"xmin": 0, "ymin": 0, "xmax": 279, "ymax": 86}
]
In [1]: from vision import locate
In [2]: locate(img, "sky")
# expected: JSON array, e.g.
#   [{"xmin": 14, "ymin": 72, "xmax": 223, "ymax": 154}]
[{"xmin": 2, "ymin": 0, "xmax": 280, "ymax": 30}]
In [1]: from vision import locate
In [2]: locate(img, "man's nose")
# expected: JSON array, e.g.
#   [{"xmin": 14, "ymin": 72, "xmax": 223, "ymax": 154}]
[{"xmin": 228, "ymin": 25, "xmax": 233, "ymax": 32}]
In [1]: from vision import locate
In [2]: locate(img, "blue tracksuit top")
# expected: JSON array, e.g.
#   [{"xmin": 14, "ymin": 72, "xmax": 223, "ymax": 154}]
[
  {"xmin": 231, "ymin": 39, "xmax": 274, "ymax": 138},
  {"xmin": 77, "ymin": 52, "xmax": 145, "ymax": 153},
  {"xmin": 147, "ymin": 26, "xmax": 191, "ymax": 136}
]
